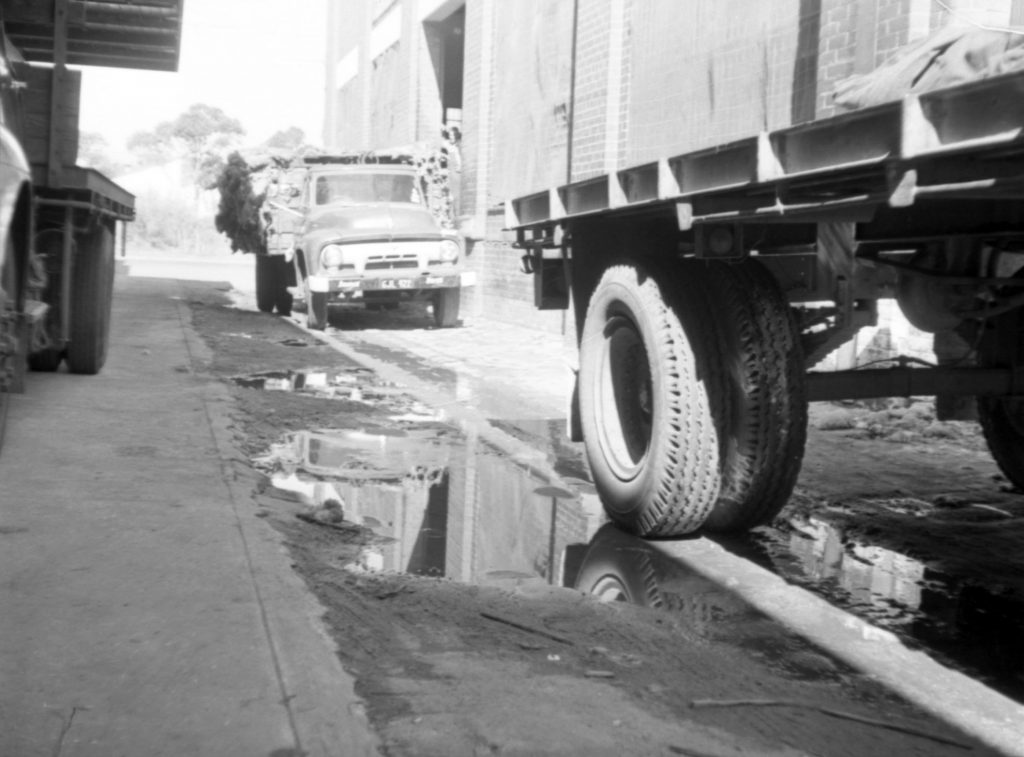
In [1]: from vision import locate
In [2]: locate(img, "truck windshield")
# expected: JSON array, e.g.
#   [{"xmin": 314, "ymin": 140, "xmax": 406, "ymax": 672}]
[{"xmin": 315, "ymin": 173, "xmax": 420, "ymax": 206}]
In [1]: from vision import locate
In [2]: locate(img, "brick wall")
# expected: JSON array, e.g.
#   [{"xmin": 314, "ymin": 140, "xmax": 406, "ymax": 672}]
[
  {"xmin": 817, "ymin": 0, "xmax": 1017, "ymax": 119},
  {"xmin": 457, "ymin": 207, "xmax": 569, "ymax": 336},
  {"xmin": 623, "ymin": 0, "xmax": 807, "ymax": 165},
  {"xmin": 369, "ymin": 44, "xmax": 406, "ymax": 145},
  {"xmin": 487, "ymin": 0, "xmax": 574, "ymax": 200},
  {"xmin": 459, "ymin": 0, "xmax": 484, "ymax": 220},
  {"xmin": 572, "ymin": 0, "xmax": 613, "ymax": 180},
  {"xmin": 333, "ymin": 83, "xmax": 361, "ymax": 148}
]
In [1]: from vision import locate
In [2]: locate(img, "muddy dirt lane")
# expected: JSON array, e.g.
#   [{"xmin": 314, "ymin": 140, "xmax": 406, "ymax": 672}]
[{"xmin": 182, "ymin": 279, "xmax": 1024, "ymax": 756}]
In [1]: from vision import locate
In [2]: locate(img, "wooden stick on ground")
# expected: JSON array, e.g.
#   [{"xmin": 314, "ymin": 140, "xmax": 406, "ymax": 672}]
[
  {"xmin": 480, "ymin": 611, "xmax": 574, "ymax": 645},
  {"xmin": 690, "ymin": 698, "xmax": 971, "ymax": 749}
]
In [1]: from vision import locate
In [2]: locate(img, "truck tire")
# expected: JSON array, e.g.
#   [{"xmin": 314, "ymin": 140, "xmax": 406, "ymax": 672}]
[
  {"xmin": 255, "ymin": 255, "xmax": 275, "ymax": 313},
  {"xmin": 66, "ymin": 224, "xmax": 115, "ymax": 375},
  {"xmin": 306, "ymin": 288, "xmax": 327, "ymax": 330},
  {"xmin": 578, "ymin": 262, "xmax": 728, "ymax": 536},
  {"xmin": 976, "ymin": 301, "xmax": 1024, "ymax": 489},
  {"xmin": 433, "ymin": 288, "xmax": 460, "ymax": 328},
  {"xmin": 700, "ymin": 260, "xmax": 807, "ymax": 532},
  {"xmin": 977, "ymin": 398, "xmax": 1024, "ymax": 489}
]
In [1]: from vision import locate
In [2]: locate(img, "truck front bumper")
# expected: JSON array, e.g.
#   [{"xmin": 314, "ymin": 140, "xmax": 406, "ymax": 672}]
[{"xmin": 307, "ymin": 270, "xmax": 477, "ymax": 294}]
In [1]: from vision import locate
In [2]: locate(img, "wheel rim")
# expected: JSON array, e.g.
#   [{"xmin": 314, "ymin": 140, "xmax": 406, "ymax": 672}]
[
  {"xmin": 589, "ymin": 575, "xmax": 631, "ymax": 603},
  {"xmin": 595, "ymin": 311, "xmax": 653, "ymax": 482}
]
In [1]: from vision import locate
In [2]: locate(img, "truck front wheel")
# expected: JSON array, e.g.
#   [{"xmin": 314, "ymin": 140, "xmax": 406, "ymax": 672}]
[
  {"xmin": 432, "ymin": 288, "xmax": 460, "ymax": 328},
  {"xmin": 579, "ymin": 262, "xmax": 727, "ymax": 536},
  {"xmin": 579, "ymin": 260, "xmax": 806, "ymax": 537},
  {"xmin": 66, "ymin": 223, "xmax": 115, "ymax": 375},
  {"xmin": 306, "ymin": 289, "xmax": 327, "ymax": 330}
]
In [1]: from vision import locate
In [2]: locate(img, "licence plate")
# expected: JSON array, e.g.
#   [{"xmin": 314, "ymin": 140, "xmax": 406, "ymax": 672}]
[{"xmin": 378, "ymin": 279, "xmax": 414, "ymax": 290}]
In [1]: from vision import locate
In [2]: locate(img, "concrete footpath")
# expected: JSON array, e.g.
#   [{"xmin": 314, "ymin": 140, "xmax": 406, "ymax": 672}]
[{"xmin": 0, "ymin": 269, "xmax": 379, "ymax": 756}]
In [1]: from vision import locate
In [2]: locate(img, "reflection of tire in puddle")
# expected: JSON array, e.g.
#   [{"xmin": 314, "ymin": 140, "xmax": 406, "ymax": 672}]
[
  {"xmin": 573, "ymin": 525, "xmax": 748, "ymax": 638},
  {"xmin": 573, "ymin": 524, "xmax": 664, "ymax": 607},
  {"xmin": 574, "ymin": 527, "xmax": 853, "ymax": 683}
]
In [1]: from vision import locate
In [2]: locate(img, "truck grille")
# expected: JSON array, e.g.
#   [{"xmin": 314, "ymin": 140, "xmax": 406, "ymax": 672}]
[{"xmin": 365, "ymin": 254, "xmax": 419, "ymax": 270}]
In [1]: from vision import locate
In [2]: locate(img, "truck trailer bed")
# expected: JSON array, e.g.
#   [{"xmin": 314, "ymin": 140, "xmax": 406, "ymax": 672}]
[{"xmin": 507, "ymin": 70, "xmax": 1024, "ymax": 235}]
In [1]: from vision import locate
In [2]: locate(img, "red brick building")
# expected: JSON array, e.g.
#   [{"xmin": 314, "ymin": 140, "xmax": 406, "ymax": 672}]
[{"xmin": 323, "ymin": 0, "xmax": 1024, "ymax": 335}]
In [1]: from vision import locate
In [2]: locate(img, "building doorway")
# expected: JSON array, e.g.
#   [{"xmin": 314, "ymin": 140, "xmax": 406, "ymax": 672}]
[{"xmin": 426, "ymin": 5, "xmax": 465, "ymax": 129}]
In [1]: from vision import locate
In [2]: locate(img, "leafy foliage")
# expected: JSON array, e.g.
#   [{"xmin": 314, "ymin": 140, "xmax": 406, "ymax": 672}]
[
  {"xmin": 128, "ymin": 103, "xmax": 245, "ymax": 188},
  {"xmin": 265, "ymin": 127, "xmax": 306, "ymax": 151},
  {"xmin": 78, "ymin": 130, "xmax": 122, "ymax": 176},
  {"xmin": 214, "ymin": 152, "xmax": 266, "ymax": 254}
]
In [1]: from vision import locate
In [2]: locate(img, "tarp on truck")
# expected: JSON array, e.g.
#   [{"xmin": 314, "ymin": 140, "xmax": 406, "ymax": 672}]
[{"xmin": 835, "ymin": 24, "xmax": 1024, "ymax": 110}]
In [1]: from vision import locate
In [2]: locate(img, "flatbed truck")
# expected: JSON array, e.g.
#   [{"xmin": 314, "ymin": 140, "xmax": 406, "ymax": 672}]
[
  {"xmin": 508, "ymin": 64, "xmax": 1024, "ymax": 537},
  {"xmin": 0, "ymin": 0, "xmax": 184, "ymax": 446}
]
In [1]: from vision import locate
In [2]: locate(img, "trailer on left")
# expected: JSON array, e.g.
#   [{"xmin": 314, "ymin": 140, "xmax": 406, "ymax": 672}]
[{"xmin": 0, "ymin": 0, "xmax": 184, "ymax": 449}]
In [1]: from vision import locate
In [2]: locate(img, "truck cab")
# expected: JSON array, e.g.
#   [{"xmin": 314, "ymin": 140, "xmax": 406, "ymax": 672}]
[{"xmin": 268, "ymin": 156, "xmax": 471, "ymax": 330}]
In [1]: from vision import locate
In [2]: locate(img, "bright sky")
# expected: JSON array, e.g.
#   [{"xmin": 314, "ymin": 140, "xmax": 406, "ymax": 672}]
[{"xmin": 78, "ymin": 0, "xmax": 327, "ymax": 152}]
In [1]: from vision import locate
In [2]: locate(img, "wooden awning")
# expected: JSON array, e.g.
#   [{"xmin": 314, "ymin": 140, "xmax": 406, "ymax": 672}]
[{"xmin": 1, "ymin": 0, "xmax": 184, "ymax": 72}]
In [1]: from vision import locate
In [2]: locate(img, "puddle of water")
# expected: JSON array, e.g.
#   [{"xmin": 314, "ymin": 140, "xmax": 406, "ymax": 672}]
[
  {"xmin": 256, "ymin": 420, "xmax": 606, "ymax": 585},
  {"xmin": 729, "ymin": 517, "xmax": 1024, "ymax": 702},
  {"xmin": 231, "ymin": 368, "xmax": 407, "ymax": 404},
  {"xmin": 252, "ymin": 410, "xmax": 1024, "ymax": 703},
  {"xmin": 254, "ymin": 416, "xmax": 843, "ymax": 672}
]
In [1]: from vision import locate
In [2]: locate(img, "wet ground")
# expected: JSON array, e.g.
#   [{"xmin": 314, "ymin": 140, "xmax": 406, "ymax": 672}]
[{"xmin": 181, "ymin": 281, "xmax": 1024, "ymax": 756}]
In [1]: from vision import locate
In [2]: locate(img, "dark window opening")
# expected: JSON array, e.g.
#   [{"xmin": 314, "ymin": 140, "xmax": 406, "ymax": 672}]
[{"xmin": 426, "ymin": 5, "xmax": 465, "ymax": 128}]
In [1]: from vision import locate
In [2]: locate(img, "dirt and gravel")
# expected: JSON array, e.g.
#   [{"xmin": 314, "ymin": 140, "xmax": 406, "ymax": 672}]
[{"xmin": 183, "ymin": 283, "xmax": 1021, "ymax": 756}]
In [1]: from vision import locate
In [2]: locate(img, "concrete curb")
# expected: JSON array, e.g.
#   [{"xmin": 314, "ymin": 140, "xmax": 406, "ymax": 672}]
[{"xmin": 174, "ymin": 296, "xmax": 381, "ymax": 756}]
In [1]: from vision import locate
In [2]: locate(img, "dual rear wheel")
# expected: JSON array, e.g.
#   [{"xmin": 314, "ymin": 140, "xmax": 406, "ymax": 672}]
[
  {"xmin": 578, "ymin": 259, "xmax": 806, "ymax": 537},
  {"xmin": 29, "ymin": 224, "xmax": 115, "ymax": 375}
]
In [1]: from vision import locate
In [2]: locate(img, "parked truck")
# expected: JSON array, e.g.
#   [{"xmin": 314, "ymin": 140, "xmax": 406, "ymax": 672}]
[
  {"xmin": 222, "ymin": 147, "xmax": 472, "ymax": 330},
  {"xmin": 0, "ymin": 0, "xmax": 184, "ymax": 445},
  {"xmin": 506, "ymin": 13, "xmax": 1024, "ymax": 538}
]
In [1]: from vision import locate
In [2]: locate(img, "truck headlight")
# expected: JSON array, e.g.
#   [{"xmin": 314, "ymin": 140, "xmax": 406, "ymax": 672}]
[
  {"xmin": 321, "ymin": 244, "xmax": 347, "ymax": 269},
  {"xmin": 439, "ymin": 239, "xmax": 460, "ymax": 263}
]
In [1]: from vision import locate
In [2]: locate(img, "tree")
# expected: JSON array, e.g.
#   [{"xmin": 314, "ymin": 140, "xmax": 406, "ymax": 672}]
[
  {"xmin": 214, "ymin": 152, "xmax": 265, "ymax": 254},
  {"xmin": 78, "ymin": 131, "xmax": 121, "ymax": 176},
  {"xmin": 264, "ymin": 126, "xmax": 306, "ymax": 151},
  {"xmin": 127, "ymin": 103, "xmax": 245, "ymax": 189},
  {"xmin": 127, "ymin": 124, "xmax": 174, "ymax": 165}
]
